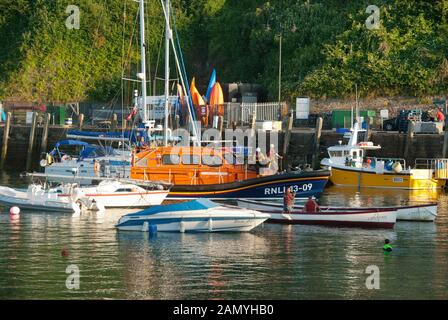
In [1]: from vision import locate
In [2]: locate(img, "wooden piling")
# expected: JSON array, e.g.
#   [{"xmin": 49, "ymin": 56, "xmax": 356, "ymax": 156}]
[
  {"xmin": 282, "ymin": 113, "xmax": 294, "ymax": 170},
  {"xmin": 0, "ymin": 112, "xmax": 12, "ymax": 168},
  {"xmin": 404, "ymin": 120, "xmax": 415, "ymax": 162},
  {"xmin": 312, "ymin": 117, "xmax": 323, "ymax": 169},
  {"xmin": 40, "ymin": 113, "xmax": 51, "ymax": 155},
  {"xmin": 26, "ymin": 112, "xmax": 38, "ymax": 171},
  {"xmin": 111, "ymin": 113, "xmax": 118, "ymax": 131},
  {"xmin": 78, "ymin": 113, "xmax": 84, "ymax": 130}
]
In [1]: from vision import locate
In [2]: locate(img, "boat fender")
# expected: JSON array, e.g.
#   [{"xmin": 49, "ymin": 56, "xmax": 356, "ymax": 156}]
[
  {"xmin": 9, "ymin": 206, "xmax": 20, "ymax": 216},
  {"xmin": 142, "ymin": 221, "xmax": 149, "ymax": 232},
  {"xmin": 148, "ymin": 224, "xmax": 157, "ymax": 236},
  {"xmin": 392, "ymin": 162, "xmax": 402, "ymax": 173},
  {"xmin": 179, "ymin": 221, "xmax": 186, "ymax": 233},
  {"xmin": 208, "ymin": 218, "xmax": 213, "ymax": 232}
]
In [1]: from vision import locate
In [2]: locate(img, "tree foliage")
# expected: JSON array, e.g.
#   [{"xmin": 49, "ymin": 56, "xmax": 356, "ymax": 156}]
[{"xmin": 0, "ymin": 0, "xmax": 447, "ymax": 103}]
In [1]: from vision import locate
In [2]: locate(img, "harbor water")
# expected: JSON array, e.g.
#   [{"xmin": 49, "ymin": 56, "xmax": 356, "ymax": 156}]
[{"xmin": 0, "ymin": 170, "xmax": 447, "ymax": 299}]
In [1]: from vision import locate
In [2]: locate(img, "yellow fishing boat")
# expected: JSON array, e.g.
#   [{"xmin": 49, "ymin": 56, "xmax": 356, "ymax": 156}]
[{"xmin": 321, "ymin": 122, "xmax": 448, "ymax": 190}]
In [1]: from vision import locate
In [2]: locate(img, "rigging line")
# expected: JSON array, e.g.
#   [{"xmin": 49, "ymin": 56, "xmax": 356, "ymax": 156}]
[
  {"xmin": 153, "ymin": 27, "xmax": 165, "ymax": 95},
  {"xmin": 169, "ymin": 1, "xmax": 196, "ymax": 123},
  {"xmin": 144, "ymin": 0, "xmax": 152, "ymax": 96},
  {"xmin": 167, "ymin": 1, "xmax": 199, "ymax": 140},
  {"xmin": 121, "ymin": 0, "xmax": 128, "ymax": 138}
]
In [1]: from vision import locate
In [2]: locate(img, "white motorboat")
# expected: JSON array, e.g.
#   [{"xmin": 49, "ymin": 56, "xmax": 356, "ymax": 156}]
[
  {"xmin": 237, "ymin": 199, "xmax": 437, "ymax": 222},
  {"xmin": 0, "ymin": 184, "xmax": 104, "ymax": 214},
  {"xmin": 55, "ymin": 180, "xmax": 170, "ymax": 208},
  {"xmin": 115, "ymin": 199, "xmax": 270, "ymax": 232},
  {"xmin": 41, "ymin": 139, "xmax": 131, "ymax": 185}
]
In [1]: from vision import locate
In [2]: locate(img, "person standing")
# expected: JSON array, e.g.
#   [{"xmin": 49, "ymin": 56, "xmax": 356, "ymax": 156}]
[
  {"xmin": 283, "ymin": 187, "xmax": 296, "ymax": 214},
  {"xmin": 268, "ymin": 144, "xmax": 283, "ymax": 174},
  {"xmin": 436, "ymin": 107, "xmax": 445, "ymax": 123}
]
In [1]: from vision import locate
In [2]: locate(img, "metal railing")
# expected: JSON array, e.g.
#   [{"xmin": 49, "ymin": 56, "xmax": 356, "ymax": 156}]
[
  {"xmin": 210, "ymin": 102, "xmax": 287, "ymax": 127},
  {"xmin": 415, "ymin": 158, "xmax": 448, "ymax": 179}
]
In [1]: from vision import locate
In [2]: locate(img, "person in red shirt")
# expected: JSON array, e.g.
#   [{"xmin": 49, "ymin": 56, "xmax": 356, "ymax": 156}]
[
  {"xmin": 304, "ymin": 196, "xmax": 320, "ymax": 213},
  {"xmin": 436, "ymin": 108, "xmax": 445, "ymax": 123}
]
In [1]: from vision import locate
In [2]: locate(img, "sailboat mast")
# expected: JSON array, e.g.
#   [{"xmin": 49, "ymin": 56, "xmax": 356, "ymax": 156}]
[
  {"xmin": 164, "ymin": 0, "xmax": 170, "ymax": 146},
  {"xmin": 139, "ymin": 0, "xmax": 147, "ymax": 123}
]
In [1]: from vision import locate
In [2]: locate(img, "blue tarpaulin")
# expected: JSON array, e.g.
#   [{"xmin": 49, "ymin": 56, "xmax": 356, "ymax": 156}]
[
  {"xmin": 54, "ymin": 140, "xmax": 90, "ymax": 148},
  {"xmin": 79, "ymin": 145, "xmax": 117, "ymax": 159}
]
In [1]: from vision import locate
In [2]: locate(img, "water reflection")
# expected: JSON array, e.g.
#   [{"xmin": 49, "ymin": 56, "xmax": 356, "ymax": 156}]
[{"xmin": 0, "ymin": 172, "xmax": 448, "ymax": 299}]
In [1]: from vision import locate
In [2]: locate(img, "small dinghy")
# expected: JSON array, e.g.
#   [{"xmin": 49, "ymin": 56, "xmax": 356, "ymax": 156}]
[
  {"xmin": 237, "ymin": 199, "xmax": 437, "ymax": 222},
  {"xmin": 115, "ymin": 199, "xmax": 270, "ymax": 232},
  {"xmin": 236, "ymin": 199, "xmax": 396, "ymax": 229},
  {"xmin": 55, "ymin": 180, "xmax": 170, "ymax": 208},
  {"xmin": 0, "ymin": 184, "xmax": 104, "ymax": 214}
]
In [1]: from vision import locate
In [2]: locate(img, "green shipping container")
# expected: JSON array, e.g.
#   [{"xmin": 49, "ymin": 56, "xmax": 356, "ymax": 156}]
[
  {"xmin": 332, "ymin": 110, "xmax": 376, "ymax": 129},
  {"xmin": 47, "ymin": 106, "xmax": 66, "ymax": 125}
]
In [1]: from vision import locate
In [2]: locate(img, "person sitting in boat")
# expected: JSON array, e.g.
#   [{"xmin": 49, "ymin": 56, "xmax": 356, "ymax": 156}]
[
  {"xmin": 268, "ymin": 144, "xmax": 283, "ymax": 173},
  {"xmin": 304, "ymin": 196, "xmax": 320, "ymax": 213},
  {"xmin": 363, "ymin": 158, "xmax": 372, "ymax": 168},
  {"xmin": 137, "ymin": 136, "xmax": 147, "ymax": 148},
  {"xmin": 93, "ymin": 159, "xmax": 100, "ymax": 176},
  {"xmin": 283, "ymin": 187, "xmax": 296, "ymax": 213}
]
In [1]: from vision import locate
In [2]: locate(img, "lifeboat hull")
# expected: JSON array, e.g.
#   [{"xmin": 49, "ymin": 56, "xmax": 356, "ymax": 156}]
[{"xmin": 167, "ymin": 170, "xmax": 330, "ymax": 200}]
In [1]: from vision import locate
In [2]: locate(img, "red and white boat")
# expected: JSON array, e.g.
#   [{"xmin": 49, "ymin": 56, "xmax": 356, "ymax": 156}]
[
  {"xmin": 237, "ymin": 199, "xmax": 436, "ymax": 222},
  {"xmin": 236, "ymin": 200, "xmax": 397, "ymax": 228}
]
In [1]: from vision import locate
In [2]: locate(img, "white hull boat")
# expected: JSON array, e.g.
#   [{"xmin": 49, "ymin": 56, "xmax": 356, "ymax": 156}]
[
  {"xmin": 55, "ymin": 180, "xmax": 169, "ymax": 208},
  {"xmin": 116, "ymin": 199, "xmax": 270, "ymax": 232},
  {"xmin": 0, "ymin": 185, "xmax": 103, "ymax": 214},
  {"xmin": 237, "ymin": 199, "xmax": 437, "ymax": 222},
  {"xmin": 236, "ymin": 199, "xmax": 395, "ymax": 228}
]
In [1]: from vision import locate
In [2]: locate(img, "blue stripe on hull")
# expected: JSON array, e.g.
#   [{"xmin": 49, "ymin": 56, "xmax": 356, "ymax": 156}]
[{"xmin": 167, "ymin": 178, "xmax": 328, "ymax": 199}]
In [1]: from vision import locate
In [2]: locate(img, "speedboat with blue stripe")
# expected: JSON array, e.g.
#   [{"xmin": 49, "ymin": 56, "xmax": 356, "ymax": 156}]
[{"xmin": 115, "ymin": 199, "xmax": 270, "ymax": 232}]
